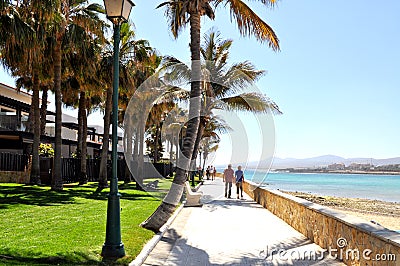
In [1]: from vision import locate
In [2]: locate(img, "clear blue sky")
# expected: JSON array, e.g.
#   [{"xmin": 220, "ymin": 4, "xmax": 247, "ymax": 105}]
[{"xmin": 1, "ymin": 0, "xmax": 400, "ymax": 162}]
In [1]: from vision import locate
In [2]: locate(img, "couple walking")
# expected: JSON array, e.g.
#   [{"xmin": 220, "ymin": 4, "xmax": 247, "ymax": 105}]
[{"xmin": 223, "ymin": 164, "xmax": 244, "ymax": 199}]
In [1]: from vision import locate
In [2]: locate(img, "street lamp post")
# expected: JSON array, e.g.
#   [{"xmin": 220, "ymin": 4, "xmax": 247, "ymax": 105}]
[{"xmin": 101, "ymin": 0, "xmax": 134, "ymax": 259}]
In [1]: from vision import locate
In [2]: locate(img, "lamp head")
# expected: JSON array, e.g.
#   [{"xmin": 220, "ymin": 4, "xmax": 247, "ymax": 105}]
[{"xmin": 103, "ymin": 0, "xmax": 134, "ymax": 23}]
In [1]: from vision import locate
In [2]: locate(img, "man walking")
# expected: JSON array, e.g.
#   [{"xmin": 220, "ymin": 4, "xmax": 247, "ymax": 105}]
[
  {"xmin": 235, "ymin": 165, "xmax": 244, "ymax": 199},
  {"xmin": 223, "ymin": 164, "xmax": 234, "ymax": 198},
  {"xmin": 212, "ymin": 166, "xmax": 216, "ymax": 180}
]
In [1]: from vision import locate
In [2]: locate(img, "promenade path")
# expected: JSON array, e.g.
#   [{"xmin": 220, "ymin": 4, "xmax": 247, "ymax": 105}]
[{"xmin": 143, "ymin": 178, "xmax": 345, "ymax": 265}]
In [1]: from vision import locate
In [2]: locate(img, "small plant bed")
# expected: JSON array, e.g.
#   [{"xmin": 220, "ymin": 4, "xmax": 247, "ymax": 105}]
[
  {"xmin": 0, "ymin": 182, "xmax": 162, "ymax": 265},
  {"xmin": 188, "ymin": 174, "xmax": 203, "ymax": 189}
]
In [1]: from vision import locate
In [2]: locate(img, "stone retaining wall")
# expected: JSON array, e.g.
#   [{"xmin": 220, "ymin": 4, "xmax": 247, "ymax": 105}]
[
  {"xmin": 0, "ymin": 156, "xmax": 31, "ymax": 184},
  {"xmin": 0, "ymin": 170, "xmax": 30, "ymax": 183},
  {"xmin": 243, "ymin": 181, "xmax": 400, "ymax": 265}
]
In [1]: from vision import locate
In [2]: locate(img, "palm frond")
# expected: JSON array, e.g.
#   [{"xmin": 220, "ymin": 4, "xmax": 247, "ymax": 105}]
[
  {"xmin": 219, "ymin": 92, "xmax": 282, "ymax": 114},
  {"xmin": 240, "ymin": 0, "xmax": 278, "ymax": 7},
  {"xmin": 220, "ymin": 0, "xmax": 279, "ymax": 51},
  {"xmin": 161, "ymin": 56, "xmax": 191, "ymax": 86},
  {"xmin": 157, "ymin": 0, "xmax": 188, "ymax": 39},
  {"xmin": 213, "ymin": 61, "xmax": 265, "ymax": 97}
]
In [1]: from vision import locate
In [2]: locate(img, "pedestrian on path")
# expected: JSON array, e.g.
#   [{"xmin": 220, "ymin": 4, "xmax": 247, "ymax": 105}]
[
  {"xmin": 197, "ymin": 165, "xmax": 203, "ymax": 181},
  {"xmin": 235, "ymin": 165, "xmax": 244, "ymax": 199},
  {"xmin": 206, "ymin": 166, "xmax": 210, "ymax": 180},
  {"xmin": 223, "ymin": 164, "xmax": 234, "ymax": 198},
  {"xmin": 212, "ymin": 166, "xmax": 216, "ymax": 180},
  {"xmin": 209, "ymin": 165, "xmax": 214, "ymax": 181}
]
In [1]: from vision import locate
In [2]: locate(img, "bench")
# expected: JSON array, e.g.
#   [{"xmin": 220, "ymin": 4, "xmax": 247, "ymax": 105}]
[
  {"xmin": 144, "ymin": 180, "xmax": 159, "ymax": 191},
  {"xmin": 184, "ymin": 181, "xmax": 203, "ymax": 207}
]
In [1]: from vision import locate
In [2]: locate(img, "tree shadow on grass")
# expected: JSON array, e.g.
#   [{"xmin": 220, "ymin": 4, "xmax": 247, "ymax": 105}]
[
  {"xmin": 0, "ymin": 248, "xmax": 107, "ymax": 266},
  {"xmin": 0, "ymin": 183, "xmax": 159, "ymax": 209}
]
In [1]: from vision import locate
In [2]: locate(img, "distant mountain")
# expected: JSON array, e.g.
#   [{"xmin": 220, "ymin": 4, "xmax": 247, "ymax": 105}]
[{"xmin": 247, "ymin": 155, "xmax": 400, "ymax": 169}]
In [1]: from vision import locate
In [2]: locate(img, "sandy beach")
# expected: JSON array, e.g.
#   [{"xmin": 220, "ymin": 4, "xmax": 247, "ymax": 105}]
[{"xmin": 282, "ymin": 191, "xmax": 400, "ymax": 231}]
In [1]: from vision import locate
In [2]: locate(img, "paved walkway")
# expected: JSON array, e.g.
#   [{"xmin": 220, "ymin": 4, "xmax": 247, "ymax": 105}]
[{"xmin": 143, "ymin": 179, "xmax": 344, "ymax": 265}]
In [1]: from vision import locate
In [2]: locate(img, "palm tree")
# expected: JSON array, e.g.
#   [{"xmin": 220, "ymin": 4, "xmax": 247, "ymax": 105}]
[
  {"xmin": 50, "ymin": 0, "xmax": 104, "ymax": 191},
  {"xmin": 97, "ymin": 22, "xmax": 162, "ymax": 190},
  {"xmin": 140, "ymin": 1, "xmax": 216, "ymax": 232},
  {"xmin": 199, "ymin": 134, "xmax": 220, "ymax": 171},
  {"xmin": 62, "ymin": 22, "xmax": 105, "ymax": 185},
  {"xmin": 142, "ymin": 4, "xmax": 280, "ymax": 229},
  {"xmin": 197, "ymin": 30, "xmax": 282, "ymax": 160},
  {"xmin": 123, "ymin": 70, "xmax": 189, "ymax": 189},
  {"xmin": 145, "ymin": 102, "xmax": 175, "ymax": 163},
  {"xmin": 162, "ymin": 107, "xmax": 187, "ymax": 173},
  {"xmin": 1, "ymin": 0, "xmax": 54, "ymax": 184},
  {"xmin": 97, "ymin": 73, "xmax": 112, "ymax": 190}
]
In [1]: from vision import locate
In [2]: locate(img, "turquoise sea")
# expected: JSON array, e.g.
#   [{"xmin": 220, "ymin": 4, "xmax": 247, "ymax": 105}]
[{"xmin": 242, "ymin": 170, "xmax": 400, "ymax": 202}]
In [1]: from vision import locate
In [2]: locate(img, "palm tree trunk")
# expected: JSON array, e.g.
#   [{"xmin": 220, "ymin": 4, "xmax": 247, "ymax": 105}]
[
  {"xmin": 169, "ymin": 138, "xmax": 173, "ymax": 175},
  {"xmin": 77, "ymin": 112, "xmax": 82, "ymax": 159},
  {"xmin": 124, "ymin": 118, "xmax": 133, "ymax": 183},
  {"xmin": 190, "ymin": 119, "xmax": 205, "ymax": 185},
  {"xmin": 191, "ymin": 119, "xmax": 205, "ymax": 168},
  {"xmin": 79, "ymin": 91, "xmax": 88, "ymax": 184},
  {"xmin": 51, "ymin": 37, "xmax": 63, "ymax": 191},
  {"xmin": 202, "ymin": 151, "xmax": 208, "ymax": 173},
  {"xmin": 190, "ymin": 121, "xmax": 205, "ymax": 187},
  {"xmin": 40, "ymin": 86, "xmax": 48, "ymax": 136},
  {"xmin": 154, "ymin": 124, "xmax": 159, "ymax": 163},
  {"xmin": 98, "ymin": 86, "xmax": 112, "ymax": 190},
  {"xmin": 198, "ymin": 151, "xmax": 202, "ymax": 170},
  {"xmin": 175, "ymin": 136, "xmax": 179, "ymax": 166},
  {"xmin": 30, "ymin": 70, "xmax": 41, "ymax": 184},
  {"xmin": 26, "ymin": 98, "xmax": 34, "ymax": 134},
  {"xmin": 137, "ymin": 112, "xmax": 145, "ymax": 190},
  {"xmin": 132, "ymin": 127, "xmax": 139, "ymax": 183},
  {"xmin": 142, "ymin": 12, "xmax": 202, "ymax": 232},
  {"xmin": 76, "ymin": 91, "xmax": 83, "ymax": 179}
]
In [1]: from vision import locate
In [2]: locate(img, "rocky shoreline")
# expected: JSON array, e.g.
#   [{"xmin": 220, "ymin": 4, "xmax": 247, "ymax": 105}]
[
  {"xmin": 278, "ymin": 169, "xmax": 400, "ymax": 175},
  {"xmin": 282, "ymin": 190, "xmax": 400, "ymax": 231}
]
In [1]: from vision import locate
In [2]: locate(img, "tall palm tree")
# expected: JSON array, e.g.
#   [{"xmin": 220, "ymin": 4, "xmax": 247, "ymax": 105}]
[
  {"xmin": 50, "ymin": 0, "xmax": 104, "ymax": 191},
  {"xmin": 142, "ymin": 1, "xmax": 280, "ymax": 228},
  {"xmin": 141, "ymin": 1, "xmax": 216, "ymax": 232},
  {"xmin": 199, "ymin": 134, "xmax": 220, "ymax": 171},
  {"xmin": 162, "ymin": 107, "xmax": 187, "ymax": 173},
  {"xmin": 98, "ymin": 22, "xmax": 161, "ymax": 190},
  {"xmin": 145, "ymin": 102, "xmax": 175, "ymax": 163},
  {"xmin": 0, "ymin": 0, "xmax": 54, "ymax": 184},
  {"xmin": 196, "ymin": 30, "xmax": 282, "ymax": 160},
  {"xmin": 123, "ymin": 71, "xmax": 189, "ymax": 189},
  {"xmin": 72, "ymin": 45, "xmax": 104, "ymax": 185}
]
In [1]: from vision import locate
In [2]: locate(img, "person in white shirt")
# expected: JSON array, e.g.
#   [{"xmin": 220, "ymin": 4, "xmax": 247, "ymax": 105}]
[{"xmin": 209, "ymin": 165, "xmax": 214, "ymax": 181}]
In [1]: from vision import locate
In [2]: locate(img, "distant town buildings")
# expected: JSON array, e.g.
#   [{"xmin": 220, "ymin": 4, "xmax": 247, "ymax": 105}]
[
  {"xmin": 326, "ymin": 162, "xmax": 374, "ymax": 171},
  {"xmin": 324, "ymin": 162, "xmax": 400, "ymax": 172},
  {"xmin": 347, "ymin": 163, "xmax": 374, "ymax": 171},
  {"xmin": 327, "ymin": 163, "xmax": 345, "ymax": 170}
]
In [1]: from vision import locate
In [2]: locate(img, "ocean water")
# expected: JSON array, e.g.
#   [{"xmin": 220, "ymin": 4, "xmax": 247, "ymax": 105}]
[{"xmin": 243, "ymin": 170, "xmax": 400, "ymax": 202}]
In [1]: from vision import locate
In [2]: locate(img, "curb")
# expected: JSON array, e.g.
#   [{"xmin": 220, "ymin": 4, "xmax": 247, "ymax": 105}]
[{"xmin": 129, "ymin": 203, "xmax": 185, "ymax": 266}]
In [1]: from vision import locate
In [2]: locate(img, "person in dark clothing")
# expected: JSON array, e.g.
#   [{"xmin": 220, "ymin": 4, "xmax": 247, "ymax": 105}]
[{"xmin": 235, "ymin": 165, "xmax": 244, "ymax": 199}]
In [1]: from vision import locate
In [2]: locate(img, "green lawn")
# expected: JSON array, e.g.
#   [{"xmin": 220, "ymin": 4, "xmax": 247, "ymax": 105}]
[
  {"xmin": 0, "ymin": 182, "xmax": 165, "ymax": 265},
  {"xmin": 189, "ymin": 174, "xmax": 204, "ymax": 188}
]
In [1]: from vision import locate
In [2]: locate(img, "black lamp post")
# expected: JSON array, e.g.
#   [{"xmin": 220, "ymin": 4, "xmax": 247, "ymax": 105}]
[{"xmin": 101, "ymin": 0, "xmax": 134, "ymax": 259}]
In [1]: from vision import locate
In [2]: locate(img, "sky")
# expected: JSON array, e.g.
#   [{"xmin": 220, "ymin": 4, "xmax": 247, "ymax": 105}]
[{"xmin": 1, "ymin": 0, "xmax": 400, "ymax": 164}]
